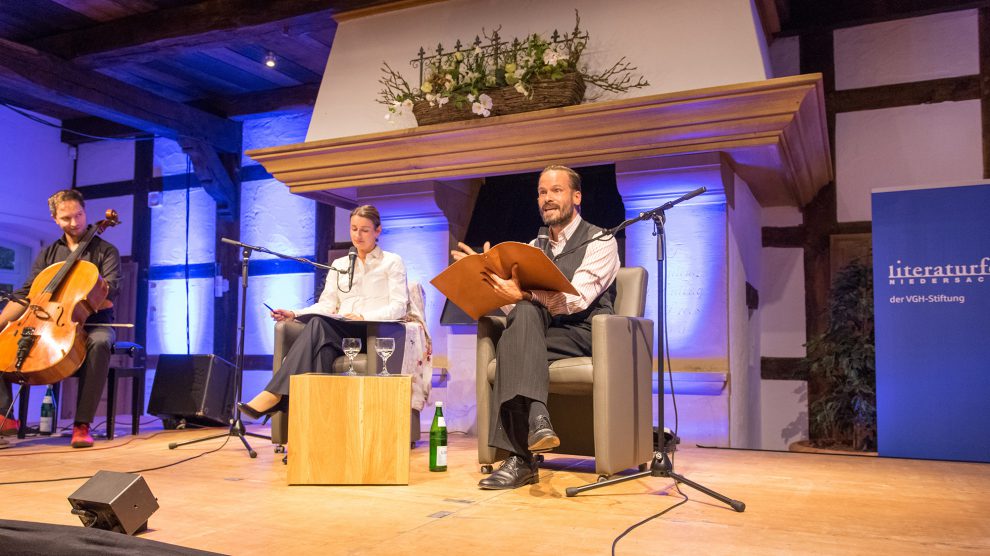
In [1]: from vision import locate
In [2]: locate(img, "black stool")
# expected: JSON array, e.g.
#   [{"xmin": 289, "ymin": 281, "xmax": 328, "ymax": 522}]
[
  {"xmin": 15, "ymin": 341, "xmax": 147, "ymax": 440},
  {"xmin": 106, "ymin": 341, "xmax": 147, "ymax": 440}
]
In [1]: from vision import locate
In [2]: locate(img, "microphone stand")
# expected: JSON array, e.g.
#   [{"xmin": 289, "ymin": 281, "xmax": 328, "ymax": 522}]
[
  {"xmin": 168, "ymin": 239, "xmax": 335, "ymax": 458},
  {"xmin": 564, "ymin": 187, "xmax": 745, "ymax": 513}
]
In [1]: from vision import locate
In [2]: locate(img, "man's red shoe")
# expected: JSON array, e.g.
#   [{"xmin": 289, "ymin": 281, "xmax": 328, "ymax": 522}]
[
  {"xmin": 70, "ymin": 422, "xmax": 94, "ymax": 448},
  {"xmin": 0, "ymin": 418, "xmax": 20, "ymax": 436}
]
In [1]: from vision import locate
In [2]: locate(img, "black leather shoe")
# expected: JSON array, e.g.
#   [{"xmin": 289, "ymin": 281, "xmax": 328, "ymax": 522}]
[
  {"xmin": 527, "ymin": 415, "xmax": 560, "ymax": 452},
  {"xmin": 237, "ymin": 398, "xmax": 287, "ymax": 420},
  {"xmin": 478, "ymin": 455, "xmax": 539, "ymax": 490}
]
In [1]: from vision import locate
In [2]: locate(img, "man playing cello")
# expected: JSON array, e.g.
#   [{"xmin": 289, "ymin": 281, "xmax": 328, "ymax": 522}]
[{"xmin": 0, "ymin": 189, "xmax": 120, "ymax": 448}]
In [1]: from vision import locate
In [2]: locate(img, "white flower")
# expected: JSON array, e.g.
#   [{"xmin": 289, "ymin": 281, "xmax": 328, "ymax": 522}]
[
  {"xmin": 478, "ymin": 93, "xmax": 493, "ymax": 110},
  {"xmin": 543, "ymin": 50, "xmax": 560, "ymax": 65},
  {"xmin": 513, "ymin": 69, "xmax": 525, "ymax": 79},
  {"xmin": 401, "ymin": 99, "xmax": 413, "ymax": 110},
  {"xmin": 485, "ymin": 75, "xmax": 496, "ymax": 86},
  {"xmin": 436, "ymin": 96, "xmax": 449, "ymax": 107},
  {"xmin": 514, "ymin": 82, "xmax": 528, "ymax": 96},
  {"xmin": 467, "ymin": 93, "xmax": 476, "ymax": 103},
  {"xmin": 471, "ymin": 102, "xmax": 491, "ymax": 117}
]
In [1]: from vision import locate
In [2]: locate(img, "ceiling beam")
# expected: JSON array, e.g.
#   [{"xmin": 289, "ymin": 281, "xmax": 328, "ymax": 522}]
[
  {"xmin": 59, "ymin": 117, "xmax": 144, "ymax": 145},
  {"xmin": 31, "ymin": 0, "xmax": 340, "ymax": 68},
  {"xmin": 179, "ymin": 137, "xmax": 240, "ymax": 220},
  {"xmin": 0, "ymin": 38, "xmax": 241, "ymax": 152},
  {"xmin": 191, "ymin": 83, "xmax": 320, "ymax": 117}
]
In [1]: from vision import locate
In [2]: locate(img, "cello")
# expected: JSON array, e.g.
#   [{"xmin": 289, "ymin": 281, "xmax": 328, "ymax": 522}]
[{"xmin": 0, "ymin": 209, "xmax": 120, "ymax": 385}]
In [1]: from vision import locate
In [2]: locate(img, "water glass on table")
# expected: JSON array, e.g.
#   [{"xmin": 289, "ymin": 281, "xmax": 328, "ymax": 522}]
[
  {"xmin": 342, "ymin": 337, "xmax": 361, "ymax": 376},
  {"xmin": 375, "ymin": 337, "xmax": 395, "ymax": 376}
]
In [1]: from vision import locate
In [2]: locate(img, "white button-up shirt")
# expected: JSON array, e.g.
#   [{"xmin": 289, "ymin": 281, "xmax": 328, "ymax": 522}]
[
  {"xmin": 529, "ymin": 214, "xmax": 620, "ymax": 316},
  {"xmin": 295, "ymin": 246, "xmax": 409, "ymax": 321}
]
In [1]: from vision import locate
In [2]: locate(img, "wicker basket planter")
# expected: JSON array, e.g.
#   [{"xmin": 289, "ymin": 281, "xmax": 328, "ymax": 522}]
[{"xmin": 412, "ymin": 72, "xmax": 586, "ymax": 126}]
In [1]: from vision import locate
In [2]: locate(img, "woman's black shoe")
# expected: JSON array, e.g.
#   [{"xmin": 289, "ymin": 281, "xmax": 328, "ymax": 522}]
[{"xmin": 237, "ymin": 398, "xmax": 286, "ymax": 420}]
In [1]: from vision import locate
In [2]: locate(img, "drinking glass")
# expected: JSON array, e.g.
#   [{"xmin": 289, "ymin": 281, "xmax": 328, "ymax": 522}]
[
  {"xmin": 341, "ymin": 337, "xmax": 361, "ymax": 376},
  {"xmin": 375, "ymin": 337, "xmax": 395, "ymax": 376}
]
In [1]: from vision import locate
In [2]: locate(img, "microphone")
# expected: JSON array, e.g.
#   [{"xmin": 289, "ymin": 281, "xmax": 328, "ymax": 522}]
[
  {"xmin": 347, "ymin": 246, "xmax": 358, "ymax": 290},
  {"xmin": 536, "ymin": 227, "xmax": 550, "ymax": 251}
]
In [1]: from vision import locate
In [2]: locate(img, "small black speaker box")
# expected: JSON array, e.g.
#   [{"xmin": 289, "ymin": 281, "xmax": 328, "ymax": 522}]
[
  {"xmin": 68, "ymin": 470, "xmax": 159, "ymax": 535},
  {"xmin": 148, "ymin": 354, "xmax": 235, "ymax": 426}
]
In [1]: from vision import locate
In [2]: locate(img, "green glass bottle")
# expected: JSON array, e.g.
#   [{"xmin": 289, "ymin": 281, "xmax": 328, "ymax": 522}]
[
  {"xmin": 39, "ymin": 384, "xmax": 55, "ymax": 436},
  {"xmin": 429, "ymin": 401, "xmax": 447, "ymax": 472}
]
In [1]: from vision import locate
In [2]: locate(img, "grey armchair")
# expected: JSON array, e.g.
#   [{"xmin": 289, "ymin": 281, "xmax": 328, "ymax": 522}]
[{"xmin": 476, "ymin": 267, "xmax": 654, "ymax": 479}]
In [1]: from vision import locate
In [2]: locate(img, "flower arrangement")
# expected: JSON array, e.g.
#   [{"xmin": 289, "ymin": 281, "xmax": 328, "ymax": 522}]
[{"xmin": 379, "ymin": 11, "xmax": 649, "ymax": 124}]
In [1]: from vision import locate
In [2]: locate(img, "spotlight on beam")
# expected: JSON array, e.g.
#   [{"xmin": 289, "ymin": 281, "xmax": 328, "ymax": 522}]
[
  {"xmin": 68, "ymin": 471, "xmax": 159, "ymax": 535},
  {"xmin": 264, "ymin": 51, "xmax": 277, "ymax": 68}
]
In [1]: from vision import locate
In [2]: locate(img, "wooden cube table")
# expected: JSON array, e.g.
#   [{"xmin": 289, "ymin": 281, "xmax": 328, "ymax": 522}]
[{"xmin": 287, "ymin": 373, "xmax": 411, "ymax": 485}]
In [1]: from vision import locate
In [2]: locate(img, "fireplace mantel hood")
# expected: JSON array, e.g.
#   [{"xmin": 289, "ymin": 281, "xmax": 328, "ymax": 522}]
[{"xmin": 247, "ymin": 74, "xmax": 832, "ymax": 207}]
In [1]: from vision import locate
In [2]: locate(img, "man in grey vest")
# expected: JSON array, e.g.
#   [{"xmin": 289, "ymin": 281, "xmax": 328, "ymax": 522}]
[{"xmin": 452, "ymin": 165, "xmax": 620, "ymax": 489}]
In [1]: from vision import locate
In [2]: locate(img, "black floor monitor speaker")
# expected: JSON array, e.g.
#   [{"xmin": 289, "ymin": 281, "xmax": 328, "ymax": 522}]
[
  {"xmin": 68, "ymin": 470, "xmax": 159, "ymax": 535},
  {"xmin": 148, "ymin": 354, "xmax": 235, "ymax": 427}
]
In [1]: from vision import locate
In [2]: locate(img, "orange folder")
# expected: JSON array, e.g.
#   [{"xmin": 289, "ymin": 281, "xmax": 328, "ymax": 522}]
[{"xmin": 430, "ymin": 242, "xmax": 577, "ymax": 320}]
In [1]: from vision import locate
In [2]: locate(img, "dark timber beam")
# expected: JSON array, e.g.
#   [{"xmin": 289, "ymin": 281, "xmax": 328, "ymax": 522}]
[
  {"xmin": 31, "ymin": 0, "xmax": 339, "ymax": 68},
  {"xmin": 60, "ymin": 117, "xmax": 144, "ymax": 145},
  {"xmin": 830, "ymin": 76, "xmax": 982, "ymax": 113},
  {"xmin": 179, "ymin": 138, "xmax": 241, "ymax": 220},
  {"xmin": 781, "ymin": 0, "xmax": 989, "ymax": 34},
  {"xmin": 190, "ymin": 83, "xmax": 320, "ymax": 117},
  {"xmin": 0, "ymin": 38, "xmax": 241, "ymax": 153},
  {"xmin": 980, "ymin": 8, "xmax": 990, "ymax": 179}
]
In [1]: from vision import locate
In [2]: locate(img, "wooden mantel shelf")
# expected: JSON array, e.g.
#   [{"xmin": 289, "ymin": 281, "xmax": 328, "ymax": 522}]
[{"xmin": 247, "ymin": 74, "xmax": 832, "ymax": 207}]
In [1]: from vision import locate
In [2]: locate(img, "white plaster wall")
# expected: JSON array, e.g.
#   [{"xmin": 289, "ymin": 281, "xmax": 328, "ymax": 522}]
[
  {"xmin": 664, "ymin": 392, "xmax": 728, "ymax": 447},
  {"xmin": 153, "ymin": 137, "xmax": 187, "ymax": 177},
  {"xmin": 240, "ymin": 178, "xmax": 315, "ymax": 260},
  {"xmin": 761, "ymin": 205, "xmax": 802, "ymax": 227},
  {"xmin": 0, "ymin": 107, "xmax": 73, "ymax": 242},
  {"xmin": 727, "ymin": 176, "xmax": 762, "ymax": 448},
  {"xmin": 308, "ymin": 0, "xmax": 768, "ymax": 140},
  {"xmin": 86, "ymin": 194, "xmax": 134, "ymax": 257},
  {"xmin": 77, "ymin": 140, "xmax": 134, "ymax": 186},
  {"xmin": 769, "ymin": 35, "xmax": 800, "ymax": 78},
  {"xmin": 760, "ymin": 379, "xmax": 808, "ymax": 450},
  {"xmin": 835, "ymin": 100, "xmax": 982, "ymax": 222},
  {"xmin": 334, "ymin": 206, "xmax": 351, "ymax": 241},
  {"xmin": 634, "ymin": 198, "xmax": 728, "ymax": 364},
  {"xmin": 149, "ymin": 187, "xmax": 217, "ymax": 266},
  {"xmin": 240, "ymin": 111, "xmax": 312, "ymax": 167},
  {"xmin": 239, "ymin": 176, "xmax": 317, "ymax": 357},
  {"xmin": 834, "ymin": 10, "xmax": 977, "ymax": 91},
  {"xmin": 146, "ymin": 277, "xmax": 215, "ymax": 355},
  {"xmin": 760, "ymin": 248, "xmax": 806, "ymax": 358},
  {"xmin": 243, "ymin": 273, "xmax": 316, "ymax": 360}
]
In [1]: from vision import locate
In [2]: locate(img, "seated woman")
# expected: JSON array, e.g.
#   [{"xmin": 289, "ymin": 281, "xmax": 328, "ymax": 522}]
[{"xmin": 239, "ymin": 204, "xmax": 408, "ymax": 418}]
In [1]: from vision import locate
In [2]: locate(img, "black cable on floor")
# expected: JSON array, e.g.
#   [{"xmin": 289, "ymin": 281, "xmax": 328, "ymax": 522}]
[
  {"xmin": 0, "ymin": 434, "xmax": 231, "ymax": 485},
  {"xmin": 610, "ymin": 483, "xmax": 689, "ymax": 555}
]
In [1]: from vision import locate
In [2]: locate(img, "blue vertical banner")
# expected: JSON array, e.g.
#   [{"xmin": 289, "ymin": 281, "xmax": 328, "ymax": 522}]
[{"xmin": 872, "ymin": 182, "xmax": 990, "ymax": 463}]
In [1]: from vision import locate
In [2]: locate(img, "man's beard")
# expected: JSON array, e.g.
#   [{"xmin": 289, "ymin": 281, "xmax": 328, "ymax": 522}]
[{"xmin": 541, "ymin": 203, "xmax": 574, "ymax": 226}]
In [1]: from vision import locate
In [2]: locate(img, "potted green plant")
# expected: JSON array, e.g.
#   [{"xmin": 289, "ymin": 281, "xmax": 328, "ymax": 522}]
[{"xmin": 804, "ymin": 258, "xmax": 877, "ymax": 451}]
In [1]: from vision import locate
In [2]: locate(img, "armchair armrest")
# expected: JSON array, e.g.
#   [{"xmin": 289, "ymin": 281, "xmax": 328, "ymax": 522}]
[
  {"xmin": 274, "ymin": 319, "xmax": 306, "ymax": 372},
  {"xmin": 476, "ymin": 315, "xmax": 507, "ymax": 464},
  {"xmin": 590, "ymin": 314, "xmax": 655, "ymax": 474}
]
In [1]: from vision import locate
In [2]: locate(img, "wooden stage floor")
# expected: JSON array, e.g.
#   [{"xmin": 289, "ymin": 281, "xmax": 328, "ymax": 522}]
[{"xmin": 1, "ymin": 424, "xmax": 988, "ymax": 555}]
